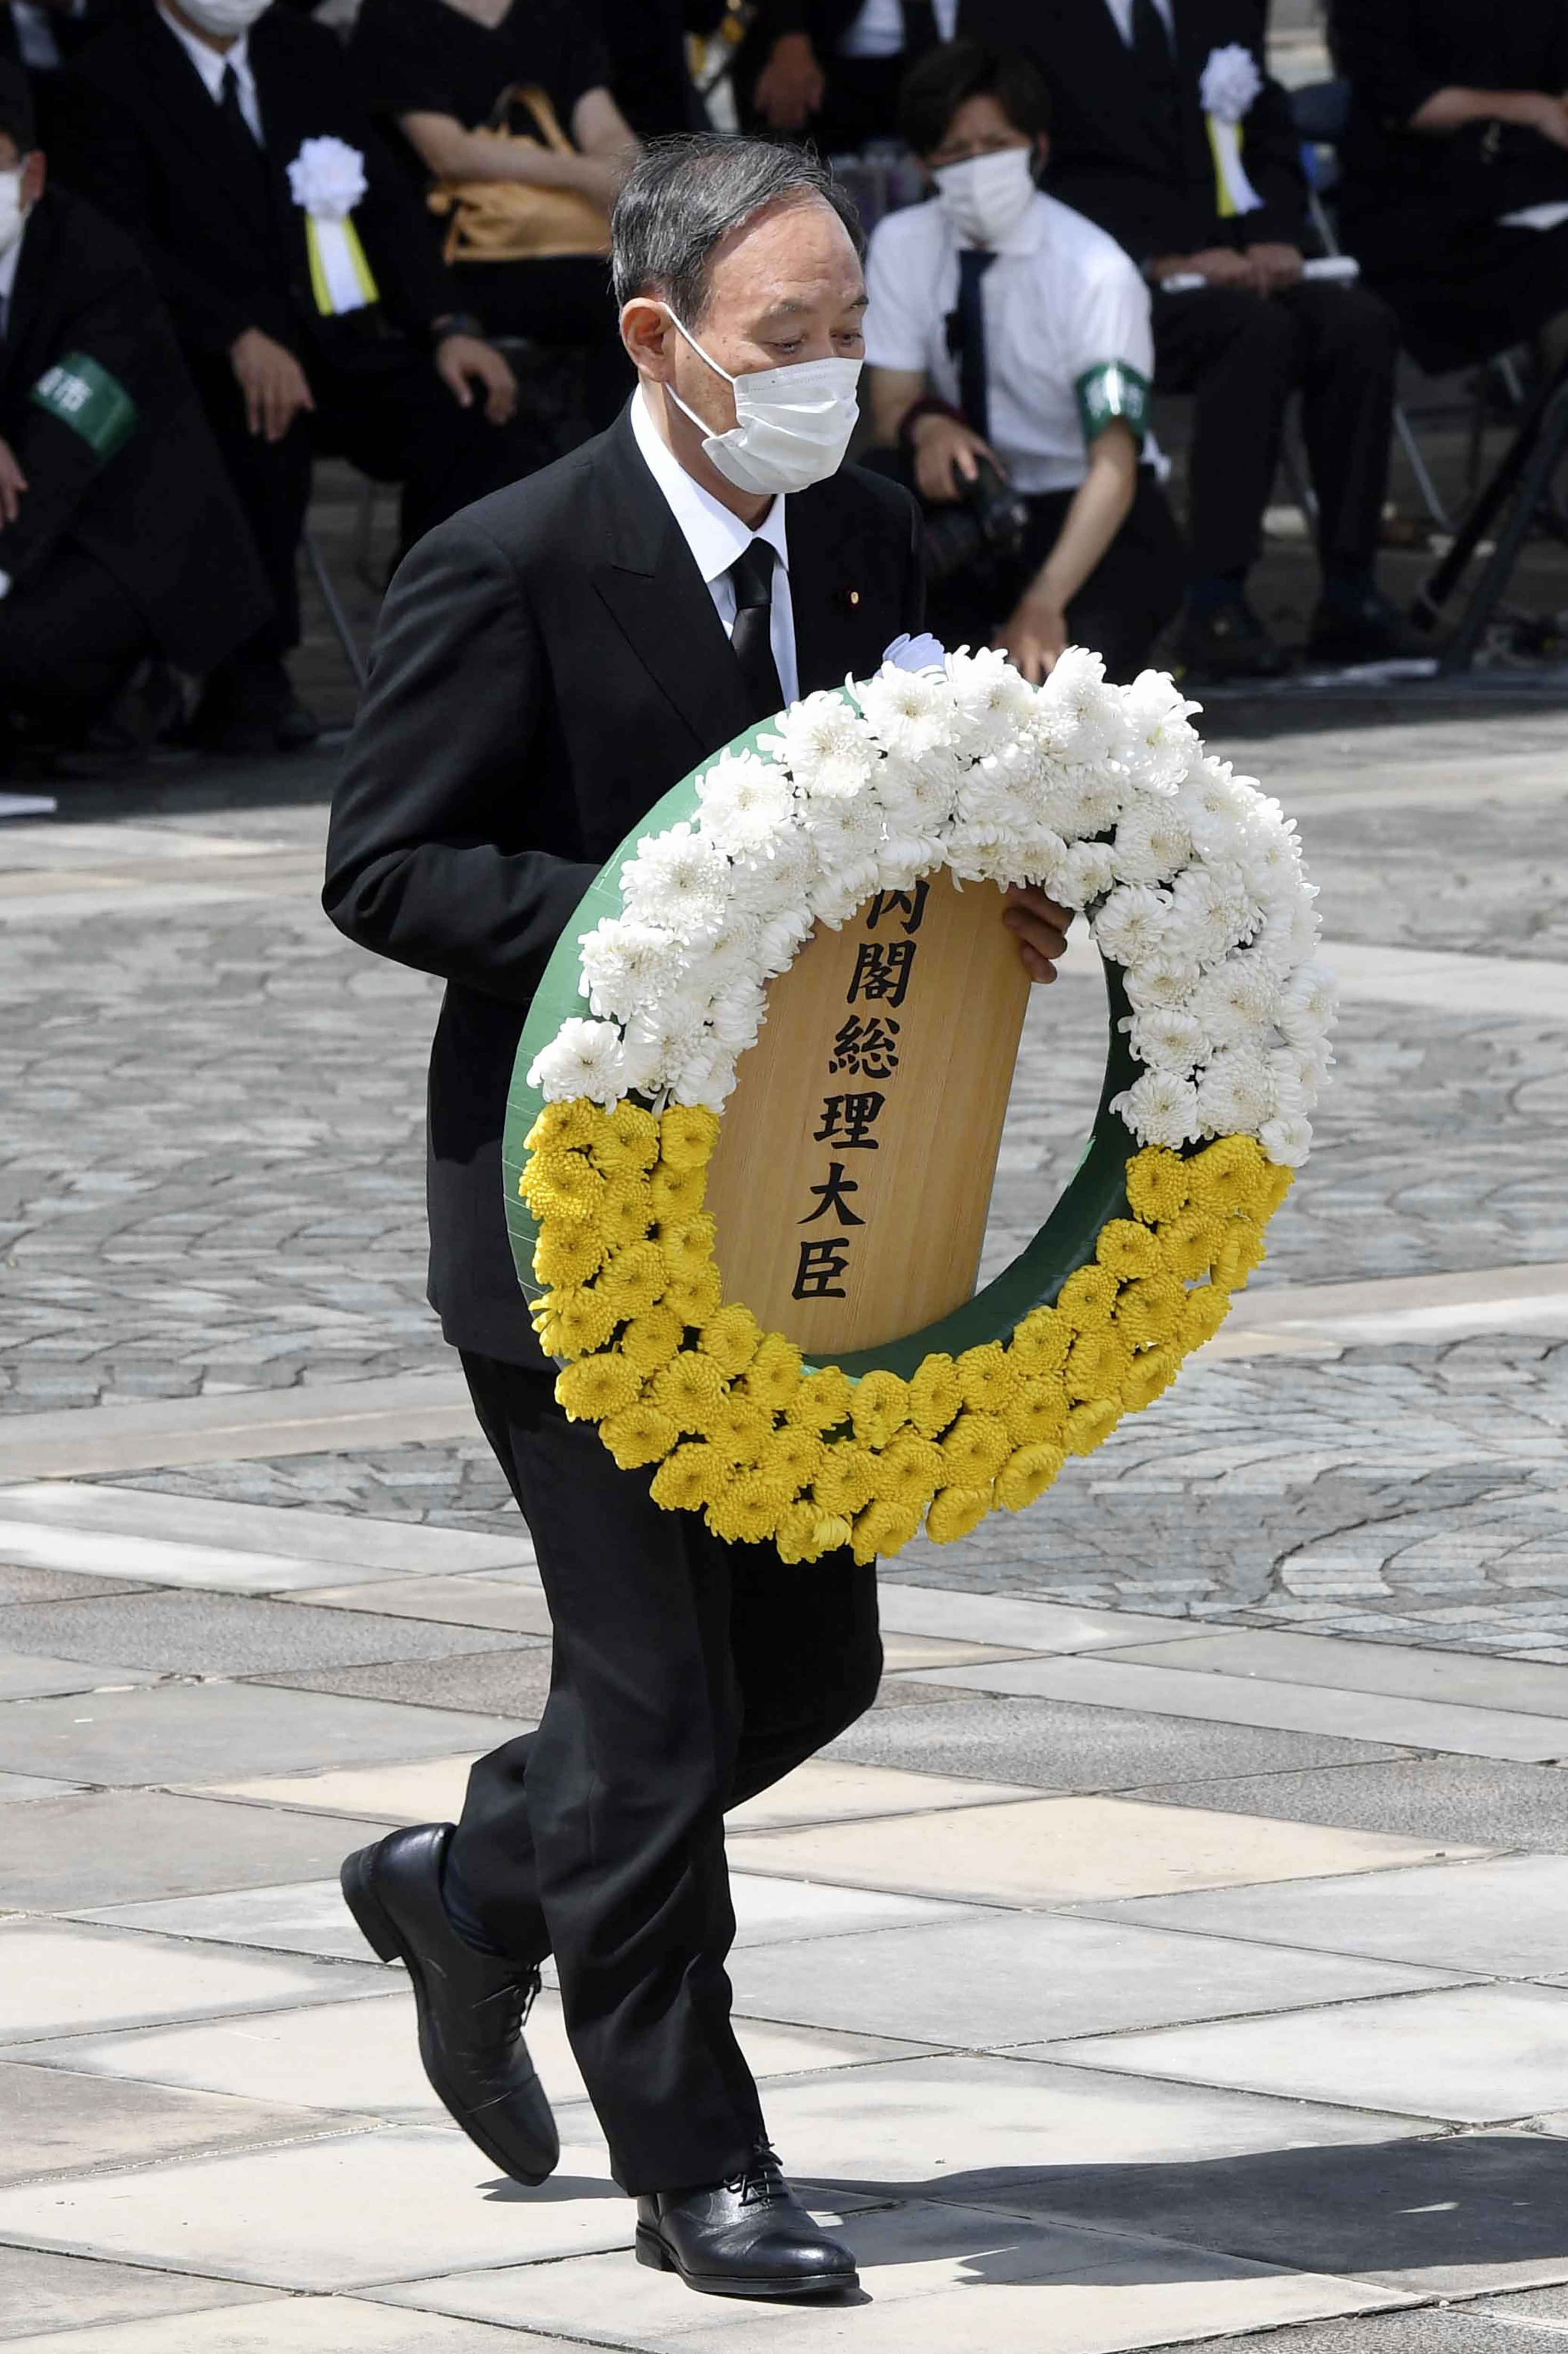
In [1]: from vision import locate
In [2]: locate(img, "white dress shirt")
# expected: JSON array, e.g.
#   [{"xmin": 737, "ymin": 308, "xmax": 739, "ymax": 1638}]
[
  {"xmin": 0, "ymin": 222, "xmax": 23, "ymax": 344},
  {"xmin": 840, "ymin": 0, "xmax": 959, "ymax": 62},
  {"xmin": 866, "ymin": 190, "xmax": 1156, "ymax": 495},
  {"xmin": 1101, "ymin": 0, "xmax": 1174, "ymax": 43},
  {"xmin": 155, "ymin": 2, "xmax": 264, "ymax": 141},
  {"xmin": 630, "ymin": 383, "xmax": 799, "ymax": 706}
]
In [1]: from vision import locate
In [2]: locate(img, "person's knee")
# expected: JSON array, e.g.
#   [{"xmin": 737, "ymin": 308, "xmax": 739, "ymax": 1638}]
[{"xmin": 1305, "ymin": 286, "xmax": 1400, "ymax": 367}]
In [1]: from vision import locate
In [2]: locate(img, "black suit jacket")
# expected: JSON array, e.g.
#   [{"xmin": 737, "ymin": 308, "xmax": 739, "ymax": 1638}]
[
  {"xmin": 51, "ymin": 1, "xmax": 455, "ymax": 374},
  {"xmin": 0, "ymin": 188, "xmax": 269, "ymax": 669},
  {"xmin": 323, "ymin": 410, "xmax": 924, "ymax": 1366},
  {"xmin": 968, "ymin": 0, "xmax": 1308, "ymax": 261}
]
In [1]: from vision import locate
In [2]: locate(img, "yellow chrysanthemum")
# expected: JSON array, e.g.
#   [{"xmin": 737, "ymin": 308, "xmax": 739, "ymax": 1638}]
[
  {"xmin": 619, "ymin": 1303, "xmax": 685, "ymax": 1376},
  {"xmin": 1064, "ymin": 1325, "xmax": 1130, "ymax": 1403},
  {"xmin": 555, "ymin": 1353, "xmax": 642, "ymax": 1424},
  {"xmin": 1213, "ymin": 1217, "xmax": 1266, "ymax": 1291},
  {"xmin": 1055, "ymin": 1263, "xmax": 1120, "ymax": 1332},
  {"xmin": 651, "ymin": 1349, "xmax": 730, "ymax": 1430},
  {"xmin": 759, "ymin": 1425, "xmax": 825, "ymax": 1490},
  {"xmin": 995, "ymin": 1441, "xmax": 1065, "ymax": 1513},
  {"xmin": 525, "ymin": 1099, "xmax": 607, "ymax": 1156},
  {"xmin": 906, "ymin": 1351, "xmax": 962, "ymax": 1439},
  {"xmin": 1158, "ymin": 1209, "xmax": 1229, "ymax": 1283},
  {"xmin": 706, "ymin": 1470, "xmax": 791, "ymax": 1546},
  {"xmin": 956, "ymin": 1341, "xmax": 1019, "ymax": 1415},
  {"xmin": 1125, "ymin": 1145, "xmax": 1192, "ymax": 1225},
  {"xmin": 1258, "ymin": 1161, "xmax": 1295, "ymax": 1216},
  {"xmin": 1064, "ymin": 1396, "xmax": 1120, "ymax": 1454},
  {"xmin": 650, "ymin": 1442, "xmax": 732, "ymax": 1512},
  {"xmin": 707, "ymin": 1395, "xmax": 774, "ymax": 1465},
  {"xmin": 701, "ymin": 1301, "xmax": 764, "ymax": 1378},
  {"xmin": 659, "ymin": 1105, "xmax": 722, "ymax": 1170},
  {"xmin": 598, "ymin": 1176, "xmax": 656, "ymax": 1251},
  {"xmin": 1110, "ymin": 1272, "xmax": 1188, "ymax": 1352},
  {"xmin": 661, "ymin": 1215, "xmax": 718, "ymax": 1281},
  {"xmin": 740, "ymin": 1331, "xmax": 804, "ymax": 1414},
  {"xmin": 1004, "ymin": 1377, "xmax": 1068, "ymax": 1448},
  {"xmin": 1008, "ymin": 1306, "xmax": 1072, "ymax": 1379},
  {"xmin": 595, "ymin": 1240, "xmax": 667, "ymax": 1321},
  {"xmin": 926, "ymin": 1483, "xmax": 993, "ymax": 1544},
  {"xmin": 1122, "ymin": 1343, "xmax": 1183, "ymax": 1414},
  {"xmin": 1183, "ymin": 1282, "xmax": 1232, "ymax": 1347},
  {"xmin": 852, "ymin": 1498, "xmax": 923, "ymax": 1564},
  {"xmin": 599, "ymin": 1100, "xmax": 661, "ymax": 1171},
  {"xmin": 938, "ymin": 1410, "xmax": 1012, "ymax": 1484},
  {"xmin": 662, "ymin": 1261, "xmax": 724, "ymax": 1327},
  {"xmin": 851, "ymin": 1368, "xmax": 910, "ymax": 1449},
  {"xmin": 1095, "ymin": 1219, "xmax": 1165, "ymax": 1282},
  {"xmin": 649, "ymin": 1160, "xmax": 708, "ymax": 1221},
  {"xmin": 519, "ymin": 1148, "xmax": 606, "ymax": 1223},
  {"xmin": 535, "ymin": 1285, "xmax": 619, "ymax": 1361},
  {"xmin": 532, "ymin": 1222, "xmax": 606, "ymax": 1290},
  {"xmin": 775, "ymin": 1500, "xmax": 852, "ymax": 1563},
  {"xmin": 783, "ymin": 1363, "xmax": 853, "ymax": 1433},
  {"xmin": 599, "ymin": 1402, "xmax": 681, "ymax": 1470},
  {"xmin": 812, "ymin": 1443, "xmax": 878, "ymax": 1518},
  {"xmin": 871, "ymin": 1433, "xmax": 943, "ymax": 1511},
  {"xmin": 1188, "ymin": 1133, "xmax": 1268, "ymax": 1217}
]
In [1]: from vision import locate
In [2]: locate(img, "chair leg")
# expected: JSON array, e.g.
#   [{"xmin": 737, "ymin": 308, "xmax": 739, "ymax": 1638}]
[
  {"xmin": 303, "ymin": 529, "xmax": 368, "ymax": 692},
  {"xmin": 1392, "ymin": 404, "xmax": 1451, "ymax": 533},
  {"xmin": 1439, "ymin": 378, "xmax": 1568, "ymax": 672}
]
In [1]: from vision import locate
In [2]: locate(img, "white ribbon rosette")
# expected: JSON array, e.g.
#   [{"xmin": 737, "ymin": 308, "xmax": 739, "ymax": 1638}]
[
  {"xmin": 1198, "ymin": 43, "xmax": 1264, "ymax": 220},
  {"xmin": 286, "ymin": 137, "xmax": 379, "ymax": 317}
]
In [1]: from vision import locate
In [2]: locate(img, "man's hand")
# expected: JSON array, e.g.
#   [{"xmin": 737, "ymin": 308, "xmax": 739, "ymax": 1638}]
[
  {"xmin": 995, "ymin": 587, "xmax": 1068, "ymax": 684},
  {"xmin": 1152, "ymin": 247, "xmax": 1257, "ymax": 292},
  {"xmin": 909, "ymin": 410, "xmax": 1001, "ymax": 503},
  {"xmin": 1003, "ymin": 884, "xmax": 1071, "ymax": 983},
  {"xmin": 754, "ymin": 32, "xmax": 825, "ymax": 130},
  {"xmin": 1246, "ymin": 240, "xmax": 1305, "ymax": 294},
  {"xmin": 435, "ymin": 333, "xmax": 518, "ymax": 425},
  {"xmin": 1511, "ymin": 90, "xmax": 1568, "ymax": 149},
  {"xmin": 0, "ymin": 435, "xmax": 28, "ymax": 526},
  {"xmin": 229, "ymin": 327, "xmax": 315, "ymax": 442}
]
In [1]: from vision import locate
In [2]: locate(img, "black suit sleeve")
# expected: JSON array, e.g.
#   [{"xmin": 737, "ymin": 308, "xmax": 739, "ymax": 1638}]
[
  {"xmin": 1328, "ymin": 0, "xmax": 1441, "ymax": 132},
  {"xmin": 323, "ymin": 515, "xmax": 599, "ymax": 1002},
  {"xmin": 314, "ymin": 41, "xmax": 457, "ymax": 334},
  {"xmin": 1241, "ymin": 67, "xmax": 1311, "ymax": 246}
]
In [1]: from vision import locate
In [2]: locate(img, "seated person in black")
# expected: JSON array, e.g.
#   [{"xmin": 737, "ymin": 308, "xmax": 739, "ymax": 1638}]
[
  {"xmin": 1332, "ymin": 0, "xmax": 1568, "ymax": 375},
  {"xmin": 864, "ymin": 42, "xmax": 1184, "ymax": 683},
  {"xmin": 0, "ymin": 62, "xmax": 271, "ymax": 767},
  {"xmin": 733, "ymin": 0, "xmax": 952, "ymax": 155},
  {"xmin": 348, "ymin": 0, "xmax": 638, "ymax": 433},
  {"xmin": 52, "ymin": 0, "xmax": 545, "ymax": 755},
  {"xmin": 967, "ymin": 0, "xmax": 1420, "ymax": 681},
  {"xmin": 596, "ymin": 0, "xmax": 724, "ymax": 141}
]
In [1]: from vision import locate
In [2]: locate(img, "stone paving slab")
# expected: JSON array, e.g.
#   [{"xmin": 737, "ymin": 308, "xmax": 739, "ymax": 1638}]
[
  {"xmin": 1157, "ymin": 2302, "xmax": 1568, "ymax": 2354},
  {"xmin": 729, "ymin": 1795, "xmax": 1483, "ymax": 1907},
  {"xmin": 0, "ymin": 1592, "xmax": 529, "ymax": 1677},
  {"xmin": 872, "ymin": 1587, "xmax": 1213, "ymax": 1653},
  {"xmin": 0, "ymin": 1652, "xmax": 161, "ymax": 1700},
  {"xmin": 0, "ymin": 1518, "xmax": 417, "ymax": 1596},
  {"xmin": 727, "ymin": 1759, "xmax": 1038, "ymax": 1832},
  {"xmin": 195, "ymin": 1754, "xmax": 489, "ymax": 1824},
  {"xmin": 1102, "ymin": 1629, "xmax": 1568, "ymax": 1720},
  {"xmin": 0, "ymin": 1790, "xmax": 393, "ymax": 1912},
  {"xmin": 0, "ymin": 1564, "xmax": 146, "ymax": 1603},
  {"xmin": 0, "ymin": 2305, "xmax": 551, "ymax": 2352},
  {"xmin": 294, "ymin": 1575, "xmax": 555, "ymax": 1635},
  {"xmin": 0, "ymin": 2058, "xmax": 376, "ymax": 2185},
  {"xmin": 0, "ymin": 2247, "xmax": 278, "ymax": 2343},
  {"xmin": 1141, "ymin": 1759, "xmax": 1568, "ymax": 1851},
  {"xmin": 0, "ymin": 1484, "xmax": 532, "ymax": 1573},
  {"xmin": 252, "ymin": 1650, "xmax": 556, "ymax": 1717},
  {"xmin": 0, "ymin": 1770, "xmax": 83, "ymax": 1803},
  {"xmin": 0, "ymin": 1921, "xmax": 389, "ymax": 2042}
]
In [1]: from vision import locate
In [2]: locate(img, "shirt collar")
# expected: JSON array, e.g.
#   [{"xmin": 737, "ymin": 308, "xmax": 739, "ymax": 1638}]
[
  {"xmin": 942, "ymin": 188, "xmax": 1047, "ymax": 265},
  {"xmin": 155, "ymin": 1, "xmax": 250, "ymax": 98},
  {"xmin": 0, "ymin": 211, "xmax": 28, "ymax": 309},
  {"xmin": 631, "ymin": 381, "xmax": 789, "ymax": 587}
]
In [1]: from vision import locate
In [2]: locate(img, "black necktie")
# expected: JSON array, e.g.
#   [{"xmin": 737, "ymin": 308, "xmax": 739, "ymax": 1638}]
[
  {"xmin": 219, "ymin": 61, "xmax": 268, "ymax": 192},
  {"xmin": 953, "ymin": 247, "xmax": 997, "ymax": 448},
  {"xmin": 728, "ymin": 540, "xmax": 784, "ymax": 724},
  {"xmin": 900, "ymin": 0, "xmax": 939, "ymax": 55}
]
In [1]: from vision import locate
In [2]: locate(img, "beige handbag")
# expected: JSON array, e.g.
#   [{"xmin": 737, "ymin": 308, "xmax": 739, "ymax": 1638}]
[{"xmin": 426, "ymin": 83, "xmax": 611, "ymax": 264}]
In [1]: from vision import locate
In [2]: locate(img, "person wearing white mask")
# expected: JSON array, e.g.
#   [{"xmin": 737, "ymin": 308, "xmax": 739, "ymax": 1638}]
[
  {"xmin": 864, "ymin": 39, "xmax": 1184, "ymax": 683},
  {"xmin": 323, "ymin": 134, "xmax": 1070, "ymax": 2304}
]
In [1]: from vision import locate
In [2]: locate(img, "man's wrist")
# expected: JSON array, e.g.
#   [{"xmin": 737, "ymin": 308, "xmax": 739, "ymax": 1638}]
[
  {"xmin": 427, "ymin": 312, "xmax": 487, "ymax": 350},
  {"xmin": 900, "ymin": 395, "xmax": 963, "ymax": 451}
]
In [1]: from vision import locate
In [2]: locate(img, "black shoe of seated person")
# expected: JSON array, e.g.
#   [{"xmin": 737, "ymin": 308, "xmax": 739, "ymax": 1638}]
[
  {"xmin": 340, "ymin": 1821, "xmax": 558, "ymax": 2188},
  {"xmin": 1177, "ymin": 595, "xmax": 1290, "ymax": 682},
  {"xmin": 636, "ymin": 2142, "xmax": 860, "ymax": 2299}
]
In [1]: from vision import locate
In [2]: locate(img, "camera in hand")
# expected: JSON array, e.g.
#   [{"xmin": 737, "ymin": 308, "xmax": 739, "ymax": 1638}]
[{"xmin": 922, "ymin": 454, "xmax": 1030, "ymax": 584}]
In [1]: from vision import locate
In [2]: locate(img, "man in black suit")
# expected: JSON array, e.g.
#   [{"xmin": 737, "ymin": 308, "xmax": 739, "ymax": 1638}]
[
  {"xmin": 324, "ymin": 135, "xmax": 1069, "ymax": 2299},
  {"xmin": 968, "ymin": 0, "xmax": 1420, "ymax": 678},
  {"xmin": 51, "ymin": 0, "xmax": 548, "ymax": 753},
  {"xmin": 735, "ymin": 0, "xmax": 956, "ymax": 154},
  {"xmin": 0, "ymin": 62, "xmax": 268, "ymax": 763}
]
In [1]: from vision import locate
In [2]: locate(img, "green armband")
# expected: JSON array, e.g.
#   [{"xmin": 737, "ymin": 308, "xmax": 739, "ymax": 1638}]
[
  {"xmin": 28, "ymin": 351, "xmax": 138, "ymax": 461},
  {"xmin": 1074, "ymin": 361, "xmax": 1150, "ymax": 447}
]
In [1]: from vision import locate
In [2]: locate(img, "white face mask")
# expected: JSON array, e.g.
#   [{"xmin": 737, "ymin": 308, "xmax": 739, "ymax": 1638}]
[
  {"xmin": 176, "ymin": 0, "xmax": 272, "ymax": 38},
  {"xmin": 663, "ymin": 310, "xmax": 862, "ymax": 498},
  {"xmin": 0, "ymin": 168, "xmax": 27, "ymax": 260},
  {"xmin": 932, "ymin": 146, "xmax": 1037, "ymax": 247}
]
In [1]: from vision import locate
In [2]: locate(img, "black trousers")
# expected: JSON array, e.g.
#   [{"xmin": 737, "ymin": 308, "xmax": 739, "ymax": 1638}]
[
  {"xmin": 1153, "ymin": 280, "xmax": 1400, "ymax": 581},
  {"xmin": 0, "ymin": 544, "xmax": 151, "ymax": 717},
  {"xmin": 188, "ymin": 342, "xmax": 551, "ymax": 658},
  {"xmin": 448, "ymin": 1351, "xmax": 884, "ymax": 2196},
  {"xmin": 449, "ymin": 255, "xmax": 633, "ymax": 436}
]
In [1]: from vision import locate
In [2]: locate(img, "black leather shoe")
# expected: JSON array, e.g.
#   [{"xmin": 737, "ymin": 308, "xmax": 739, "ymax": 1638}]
[
  {"xmin": 636, "ymin": 2143, "xmax": 859, "ymax": 2299},
  {"xmin": 1307, "ymin": 589, "xmax": 1435, "ymax": 666},
  {"xmin": 1177, "ymin": 596, "xmax": 1289, "ymax": 682},
  {"xmin": 340, "ymin": 1822, "xmax": 558, "ymax": 2187}
]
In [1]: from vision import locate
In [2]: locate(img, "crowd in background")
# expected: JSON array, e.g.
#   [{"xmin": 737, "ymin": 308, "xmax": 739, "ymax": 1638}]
[{"xmin": 4, "ymin": 0, "xmax": 1568, "ymax": 773}]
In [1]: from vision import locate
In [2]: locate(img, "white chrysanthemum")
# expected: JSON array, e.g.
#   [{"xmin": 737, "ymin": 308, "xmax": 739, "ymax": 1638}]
[
  {"xmin": 945, "ymin": 645, "xmax": 1037, "ymax": 756},
  {"xmin": 671, "ymin": 1040, "xmax": 739, "ymax": 1113},
  {"xmin": 946, "ymin": 827, "xmax": 1029, "ymax": 887},
  {"xmin": 1112, "ymin": 1067, "xmax": 1202, "ymax": 1148},
  {"xmin": 1268, "ymin": 1045, "xmax": 1321, "ymax": 1118},
  {"xmin": 1234, "ymin": 813, "xmax": 1305, "ymax": 907},
  {"xmin": 1123, "ymin": 952, "xmax": 1202, "ymax": 1010},
  {"xmin": 1189, "ymin": 954, "xmax": 1282, "ymax": 1047},
  {"xmin": 1254, "ymin": 892, "xmax": 1321, "ymax": 976},
  {"xmin": 1036, "ymin": 645, "xmax": 1120, "ymax": 766},
  {"xmin": 1126, "ymin": 1007, "xmax": 1206, "ymax": 1073},
  {"xmin": 856, "ymin": 662, "xmax": 958, "ymax": 761},
  {"xmin": 1044, "ymin": 838, "xmax": 1115, "ymax": 910},
  {"xmin": 1196, "ymin": 1044, "xmax": 1277, "ymax": 1134},
  {"xmin": 878, "ymin": 745, "xmax": 963, "ymax": 835},
  {"xmin": 527, "ymin": 1016, "xmax": 627, "ymax": 1106},
  {"xmin": 764, "ymin": 691, "xmax": 875, "ymax": 799},
  {"xmin": 1278, "ymin": 958, "xmax": 1338, "ymax": 1044},
  {"xmin": 1116, "ymin": 669, "xmax": 1201, "ymax": 794},
  {"xmin": 1040, "ymin": 762, "xmax": 1127, "ymax": 839},
  {"xmin": 695, "ymin": 750, "xmax": 796, "ymax": 861},
  {"xmin": 679, "ymin": 910, "xmax": 764, "ymax": 1002},
  {"xmin": 811, "ymin": 856, "xmax": 885, "ymax": 928},
  {"xmin": 1178, "ymin": 755, "xmax": 1257, "ymax": 860},
  {"xmin": 621, "ymin": 991, "xmax": 711, "ymax": 1093},
  {"xmin": 707, "ymin": 975, "xmax": 769, "ymax": 1055},
  {"xmin": 1093, "ymin": 881, "xmax": 1174, "ymax": 967},
  {"xmin": 577, "ymin": 916, "xmax": 684, "ymax": 1020},
  {"xmin": 755, "ymin": 907, "xmax": 814, "ymax": 977},
  {"xmin": 1166, "ymin": 864, "xmax": 1256, "ymax": 967},
  {"xmin": 800, "ymin": 788, "xmax": 885, "ymax": 872},
  {"xmin": 874, "ymin": 834, "xmax": 945, "ymax": 894},
  {"xmin": 1110, "ymin": 800, "xmax": 1193, "ymax": 886},
  {"xmin": 728, "ymin": 825, "xmax": 819, "ymax": 917},
  {"xmin": 620, "ymin": 822, "xmax": 731, "ymax": 940},
  {"xmin": 1259, "ymin": 1113, "xmax": 1313, "ymax": 1169}
]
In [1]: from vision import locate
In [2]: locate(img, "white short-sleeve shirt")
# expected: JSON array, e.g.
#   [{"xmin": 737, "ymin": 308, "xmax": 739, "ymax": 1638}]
[{"xmin": 864, "ymin": 189, "xmax": 1156, "ymax": 496}]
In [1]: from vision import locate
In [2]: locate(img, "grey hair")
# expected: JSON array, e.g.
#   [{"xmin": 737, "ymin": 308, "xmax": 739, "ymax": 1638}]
[{"xmin": 611, "ymin": 135, "xmax": 865, "ymax": 324}]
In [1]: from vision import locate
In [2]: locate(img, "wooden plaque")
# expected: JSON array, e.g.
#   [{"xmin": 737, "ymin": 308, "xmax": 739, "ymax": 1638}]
[{"xmin": 704, "ymin": 871, "xmax": 1031, "ymax": 1356}]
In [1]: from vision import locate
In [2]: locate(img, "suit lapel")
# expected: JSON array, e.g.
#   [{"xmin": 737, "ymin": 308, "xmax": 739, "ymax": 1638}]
[
  {"xmin": 142, "ymin": 10, "xmax": 274, "ymax": 240},
  {"xmin": 787, "ymin": 487, "xmax": 886, "ymax": 696},
  {"xmin": 0, "ymin": 200, "xmax": 49, "ymax": 397}
]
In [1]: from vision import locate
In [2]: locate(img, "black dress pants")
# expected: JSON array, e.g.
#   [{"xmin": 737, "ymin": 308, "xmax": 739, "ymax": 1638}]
[
  {"xmin": 0, "ymin": 544, "xmax": 152, "ymax": 717},
  {"xmin": 447, "ymin": 1351, "xmax": 884, "ymax": 2196},
  {"xmin": 189, "ymin": 343, "xmax": 551, "ymax": 657},
  {"xmin": 1153, "ymin": 280, "xmax": 1399, "ymax": 580}
]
